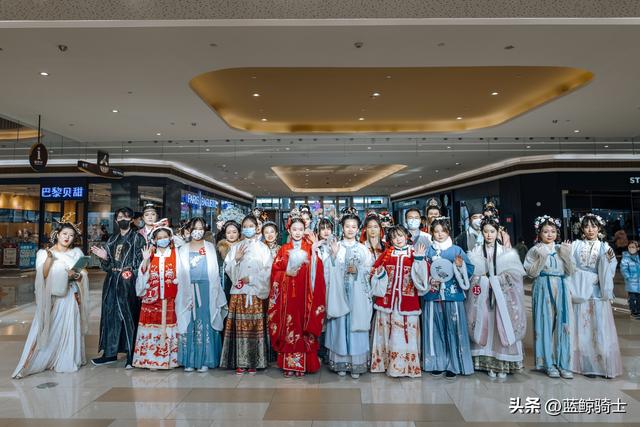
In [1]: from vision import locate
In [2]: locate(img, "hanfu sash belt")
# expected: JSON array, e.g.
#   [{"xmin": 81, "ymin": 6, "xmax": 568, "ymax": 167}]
[
  {"xmin": 487, "ymin": 275, "xmax": 516, "ymax": 346},
  {"xmin": 191, "ymin": 282, "xmax": 202, "ymax": 320},
  {"xmin": 540, "ymin": 272, "xmax": 568, "ymax": 331},
  {"xmin": 388, "ymin": 311, "xmax": 410, "ymax": 344}
]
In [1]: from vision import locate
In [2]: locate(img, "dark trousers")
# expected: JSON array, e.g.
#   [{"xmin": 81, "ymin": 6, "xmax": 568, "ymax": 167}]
[{"xmin": 629, "ymin": 292, "xmax": 640, "ymax": 316}]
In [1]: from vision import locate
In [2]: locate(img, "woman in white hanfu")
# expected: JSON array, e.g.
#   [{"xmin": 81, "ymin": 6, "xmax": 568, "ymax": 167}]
[
  {"xmin": 13, "ymin": 220, "xmax": 90, "ymax": 379},
  {"xmin": 570, "ymin": 213, "xmax": 623, "ymax": 378}
]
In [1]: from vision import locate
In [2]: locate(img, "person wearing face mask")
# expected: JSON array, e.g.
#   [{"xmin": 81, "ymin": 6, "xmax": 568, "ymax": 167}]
[
  {"xmin": 175, "ymin": 217, "xmax": 228, "ymax": 372},
  {"xmin": 221, "ymin": 215, "xmax": 273, "ymax": 374},
  {"xmin": 570, "ymin": 214, "xmax": 622, "ymax": 379},
  {"xmin": 454, "ymin": 199, "xmax": 484, "ymax": 253},
  {"xmin": 131, "ymin": 220, "xmax": 181, "ymax": 370},
  {"xmin": 216, "ymin": 220, "xmax": 242, "ymax": 303},
  {"xmin": 621, "ymin": 240, "xmax": 640, "ymax": 320},
  {"xmin": 405, "ymin": 208, "xmax": 431, "ymax": 248},
  {"xmin": 90, "ymin": 207, "xmax": 146, "ymax": 368}
]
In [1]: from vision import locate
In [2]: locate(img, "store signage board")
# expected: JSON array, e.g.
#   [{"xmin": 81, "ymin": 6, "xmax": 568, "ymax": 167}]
[
  {"xmin": 41, "ymin": 186, "xmax": 85, "ymax": 200},
  {"xmin": 630, "ymin": 177, "xmax": 640, "ymax": 184},
  {"xmin": 77, "ymin": 150, "xmax": 124, "ymax": 179},
  {"xmin": 29, "ymin": 143, "xmax": 48, "ymax": 172},
  {"xmin": 182, "ymin": 192, "xmax": 217, "ymax": 208}
]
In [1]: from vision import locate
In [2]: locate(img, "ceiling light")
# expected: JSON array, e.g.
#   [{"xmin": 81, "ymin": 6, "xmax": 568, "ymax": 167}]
[
  {"xmin": 124, "ymin": 149, "xmax": 129, "ymax": 152},
  {"xmin": 285, "ymin": 147, "xmax": 290, "ymax": 151},
  {"xmin": 222, "ymin": 164, "xmax": 226, "ymax": 168},
  {"xmin": 456, "ymin": 117, "xmax": 463, "ymax": 120},
  {"xmin": 573, "ymin": 129, "xmax": 580, "ymax": 133},
  {"xmin": 491, "ymin": 92, "xmax": 499, "ymax": 96},
  {"xmin": 261, "ymin": 118, "xmax": 268, "ymax": 122},
  {"xmin": 39, "ymin": 71, "xmax": 49, "ymax": 76},
  {"xmin": 367, "ymin": 146, "xmax": 372, "ymax": 150},
  {"xmin": 112, "ymin": 109, "xmax": 119, "ymax": 113},
  {"xmin": 446, "ymin": 146, "xmax": 451, "ymax": 149},
  {"xmin": 455, "ymin": 162, "xmax": 461, "ymax": 165},
  {"xmin": 253, "ymin": 93, "xmax": 260, "ymax": 97},
  {"xmin": 385, "ymin": 75, "xmax": 392, "ymax": 79},
  {"xmin": 435, "ymin": 170, "xmax": 439, "ymax": 173},
  {"xmin": 156, "ymin": 132, "xmax": 161, "ymax": 136},
  {"xmin": 205, "ymin": 148, "xmax": 210, "ymax": 152},
  {"xmin": 358, "ymin": 117, "xmax": 365, "ymax": 121},
  {"xmin": 604, "ymin": 145, "xmax": 609, "ymax": 148},
  {"xmin": 526, "ymin": 145, "xmax": 531, "ymax": 149},
  {"xmin": 372, "ymin": 92, "xmax": 381, "ymax": 97}
]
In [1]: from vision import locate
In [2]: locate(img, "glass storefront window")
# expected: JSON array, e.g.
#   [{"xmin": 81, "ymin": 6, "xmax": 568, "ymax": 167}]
[
  {"xmin": 182, "ymin": 190, "xmax": 219, "ymax": 227},
  {"xmin": 0, "ymin": 184, "xmax": 40, "ymax": 269},
  {"xmin": 87, "ymin": 183, "xmax": 113, "ymax": 267},
  {"xmin": 138, "ymin": 185, "xmax": 164, "ymax": 215}
]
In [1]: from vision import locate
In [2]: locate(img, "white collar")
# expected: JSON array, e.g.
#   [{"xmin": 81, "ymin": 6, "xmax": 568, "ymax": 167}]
[
  {"xmin": 154, "ymin": 248, "xmax": 171, "ymax": 258},
  {"xmin": 432, "ymin": 237, "xmax": 453, "ymax": 251}
]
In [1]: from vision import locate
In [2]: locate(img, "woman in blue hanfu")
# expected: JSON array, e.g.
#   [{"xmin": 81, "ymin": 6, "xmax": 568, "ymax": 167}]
[
  {"xmin": 324, "ymin": 208, "xmax": 373, "ymax": 379},
  {"xmin": 524, "ymin": 215, "xmax": 575, "ymax": 379},
  {"xmin": 422, "ymin": 216, "xmax": 475, "ymax": 380}
]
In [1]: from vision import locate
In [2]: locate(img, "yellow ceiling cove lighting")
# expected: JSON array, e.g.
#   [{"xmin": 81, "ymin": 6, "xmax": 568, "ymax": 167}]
[
  {"xmin": 272, "ymin": 164, "xmax": 406, "ymax": 193},
  {"xmin": 189, "ymin": 66, "xmax": 593, "ymax": 133}
]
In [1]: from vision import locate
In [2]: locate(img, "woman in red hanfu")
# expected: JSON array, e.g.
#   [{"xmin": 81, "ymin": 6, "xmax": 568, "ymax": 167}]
[
  {"xmin": 132, "ymin": 219, "xmax": 181, "ymax": 370},
  {"xmin": 268, "ymin": 209, "xmax": 326, "ymax": 377}
]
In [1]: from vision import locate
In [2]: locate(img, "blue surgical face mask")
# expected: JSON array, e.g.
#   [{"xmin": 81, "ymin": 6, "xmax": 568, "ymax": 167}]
[
  {"xmin": 242, "ymin": 227, "xmax": 256, "ymax": 238},
  {"xmin": 156, "ymin": 238, "xmax": 171, "ymax": 248},
  {"xmin": 406, "ymin": 218, "xmax": 420, "ymax": 230}
]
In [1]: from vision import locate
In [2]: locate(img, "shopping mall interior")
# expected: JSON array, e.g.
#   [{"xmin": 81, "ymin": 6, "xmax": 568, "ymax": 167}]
[{"xmin": 1, "ymin": 2, "xmax": 640, "ymax": 426}]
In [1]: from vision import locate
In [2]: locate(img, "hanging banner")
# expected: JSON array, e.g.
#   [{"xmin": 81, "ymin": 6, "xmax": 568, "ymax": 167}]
[
  {"xmin": 77, "ymin": 150, "xmax": 124, "ymax": 179},
  {"xmin": 29, "ymin": 143, "xmax": 48, "ymax": 172},
  {"xmin": 18, "ymin": 242, "xmax": 37, "ymax": 269}
]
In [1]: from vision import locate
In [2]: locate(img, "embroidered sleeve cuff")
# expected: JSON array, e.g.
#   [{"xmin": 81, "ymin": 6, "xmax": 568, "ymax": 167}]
[
  {"xmin": 414, "ymin": 255, "xmax": 425, "ymax": 261},
  {"xmin": 377, "ymin": 270, "xmax": 387, "ymax": 279}
]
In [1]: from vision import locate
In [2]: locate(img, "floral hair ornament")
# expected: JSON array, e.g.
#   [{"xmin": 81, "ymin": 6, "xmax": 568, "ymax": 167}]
[
  {"xmin": 365, "ymin": 210, "xmax": 379, "ymax": 219},
  {"xmin": 579, "ymin": 213, "xmax": 606, "ymax": 227},
  {"xmin": 431, "ymin": 216, "xmax": 451, "ymax": 227},
  {"xmin": 339, "ymin": 206, "xmax": 359, "ymax": 221},
  {"xmin": 533, "ymin": 215, "xmax": 562, "ymax": 234},
  {"xmin": 50, "ymin": 212, "xmax": 82, "ymax": 244},
  {"xmin": 378, "ymin": 210, "xmax": 394, "ymax": 226},
  {"xmin": 216, "ymin": 206, "xmax": 245, "ymax": 231},
  {"xmin": 426, "ymin": 197, "xmax": 441, "ymax": 209},
  {"xmin": 287, "ymin": 208, "xmax": 304, "ymax": 230},
  {"xmin": 147, "ymin": 218, "xmax": 173, "ymax": 240}
]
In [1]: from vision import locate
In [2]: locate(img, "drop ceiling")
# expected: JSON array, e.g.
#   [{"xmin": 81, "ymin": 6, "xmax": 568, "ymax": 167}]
[{"xmin": 0, "ymin": 20, "xmax": 639, "ymax": 196}]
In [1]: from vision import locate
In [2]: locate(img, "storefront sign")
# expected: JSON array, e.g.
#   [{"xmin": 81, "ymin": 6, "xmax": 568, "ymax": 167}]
[
  {"xmin": 18, "ymin": 243, "xmax": 37, "ymax": 269},
  {"xmin": 2, "ymin": 245, "xmax": 17, "ymax": 266},
  {"xmin": 182, "ymin": 192, "xmax": 217, "ymax": 208},
  {"xmin": 29, "ymin": 143, "xmax": 48, "ymax": 172},
  {"xmin": 41, "ymin": 186, "xmax": 84, "ymax": 199},
  {"xmin": 630, "ymin": 177, "xmax": 640, "ymax": 184},
  {"xmin": 77, "ymin": 150, "xmax": 124, "ymax": 179}
]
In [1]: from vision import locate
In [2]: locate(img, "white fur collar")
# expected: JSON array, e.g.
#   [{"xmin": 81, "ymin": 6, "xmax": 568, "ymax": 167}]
[{"xmin": 432, "ymin": 237, "xmax": 453, "ymax": 251}]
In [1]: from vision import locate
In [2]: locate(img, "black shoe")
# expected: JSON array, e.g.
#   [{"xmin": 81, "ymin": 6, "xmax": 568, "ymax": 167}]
[
  {"xmin": 91, "ymin": 355, "xmax": 117, "ymax": 366},
  {"xmin": 585, "ymin": 374, "xmax": 597, "ymax": 378},
  {"xmin": 430, "ymin": 370, "xmax": 444, "ymax": 377},
  {"xmin": 445, "ymin": 371, "xmax": 457, "ymax": 380}
]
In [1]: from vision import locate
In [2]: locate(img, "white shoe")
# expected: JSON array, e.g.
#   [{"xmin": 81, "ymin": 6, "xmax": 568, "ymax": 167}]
[
  {"xmin": 197, "ymin": 366, "xmax": 209, "ymax": 373},
  {"xmin": 337, "ymin": 371, "xmax": 346, "ymax": 377},
  {"xmin": 125, "ymin": 364, "xmax": 134, "ymax": 370},
  {"xmin": 497, "ymin": 372, "xmax": 507, "ymax": 379},
  {"xmin": 488, "ymin": 370, "xmax": 496, "ymax": 378},
  {"xmin": 560, "ymin": 369, "xmax": 574, "ymax": 379},
  {"xmin": 184, "ymin": 367, "xmax": 194, "ymax": 372},
  {"xmin": 351, "ymin": 373, "xmax": 360, "ymax": 379}
]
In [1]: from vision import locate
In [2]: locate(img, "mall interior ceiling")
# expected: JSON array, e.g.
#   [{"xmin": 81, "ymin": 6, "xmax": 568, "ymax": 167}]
[{"xmin": 1, "ymin": 1, "xmax": 640, "ymax": 198}]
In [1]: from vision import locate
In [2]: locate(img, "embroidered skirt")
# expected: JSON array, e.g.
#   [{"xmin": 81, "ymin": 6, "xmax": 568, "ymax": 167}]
[
  {"xmin": 132, "ymin": 298, "xmax": 178, "ymax": 370},
  {"xmin": 370, "ymin": 310, "xmax": 422, "ymax": 378},
  {"xmin": 220, "ymin": 294, "xmax": 269, "ymax": 369}
]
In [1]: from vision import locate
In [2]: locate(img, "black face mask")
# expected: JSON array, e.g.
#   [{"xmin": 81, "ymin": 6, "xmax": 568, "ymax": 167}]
[{"xmin": 117, "ymin": 219, "xmax": 131, "ymax": 230}]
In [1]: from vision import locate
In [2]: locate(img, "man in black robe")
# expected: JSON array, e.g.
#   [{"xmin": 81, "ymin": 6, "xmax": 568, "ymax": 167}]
[{"xmin": 90, "ymin": 207, "xmax": 146, "ymax": 367}]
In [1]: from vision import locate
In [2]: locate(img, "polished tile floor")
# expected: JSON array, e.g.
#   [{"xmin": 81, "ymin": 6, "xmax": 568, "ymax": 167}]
[{"xmin": 0, "ymin": 286, "xmax": 639, "ymax": 426}]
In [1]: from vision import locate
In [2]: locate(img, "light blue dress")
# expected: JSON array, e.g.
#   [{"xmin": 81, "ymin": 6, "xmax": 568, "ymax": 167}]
[
  {"xmin": 422, "ymin": 243, "xmax": 475, "ymax": 375},
  {"xmin": 524, "ymin": 243, "xmax": 572, "ymax": 372},
  {"xmin": 177, "ymin": 251, "xmax": 222, "ymax": 369},
  {"xmin": 324, "ymin": 241, "xmax": 372, "ymax": 374}
]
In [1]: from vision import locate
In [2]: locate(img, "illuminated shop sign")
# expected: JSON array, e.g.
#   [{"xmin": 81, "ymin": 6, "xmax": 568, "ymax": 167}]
[
  {"xmin": 41, "ymin": 186, "xmax": 85, "ymax": 199},
  {"xmin": 181, "ymin": 192, "xmax": 217, "ymax": 208}
]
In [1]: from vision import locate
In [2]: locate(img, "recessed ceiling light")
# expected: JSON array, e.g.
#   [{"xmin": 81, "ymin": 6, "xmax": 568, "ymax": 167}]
[
  {"xmin": 112, "ymin": 109, "xmax": 119, "ymax": 113},
  {"xmin": 124, "ymin": 149, "xmax": 129, "ymax": 152},
  {"xmin": 491, "ymin": 92, "xmax": 499, "ymax": 96},
  {"xmin": 574, "ymin": 129, "xmax": 580, "ymax": 133},
  {"xmin": 156, "ymin": 132, "xmax": 161, "ymax": 136},
  {"xmin": 372, "ymin": 92, "xmax": 381, "ymax": 97},
  {"xmin": 456, "ymin": 117, "xmax": 463, "ymax": 120},
  {"xmin": 358, "ymin": 117, "xmax": 365, "ymax": 121},
  {"xmin": 385, "ymin": 75, "xmax": 392, "ymax": 79},
  {"xmin": 604, "ymin": 145, "xmax": 609, "ymax": 148},
  {"xmin": 367, "ymin": 146, "xmax": 372, "ymax": 150},
  {"xmin": 285, "ymin": 147, "xmax": 290, "ymax": 151},
  {"xmin": 526, "ymin": 145, "xmax": 531, "ymax": 149},
  {"xmin": 435, "ymin": 169, "xmax": 439, "ymax": 173},
  {"xmin": 39, "ymin": 71, "xmax": 49, "ymax": 76},
  {"xmin": 222, "ymin": 164, "xmax": 226, "ymax": 168},
  {"xmin": 455, "ymin": 162, "xmax": 461, "ymax": 165},
  {"xmin": 446, "ymin": 146, "xmax": 451, "ymax": 149},
  {"xmin": 253, "ymin": 93, "xmax": 260, "ymax": 97},
  {"xmin": 234, "ymin": 171, "xmax": 238, "ymax": 175},
  {"xmin": 205, "ymin": 148, "xmax": 210, "ymax": 152},
  {"xmin": 261, "ymin": 118, "xmax": 268, "ymax": 122}
]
